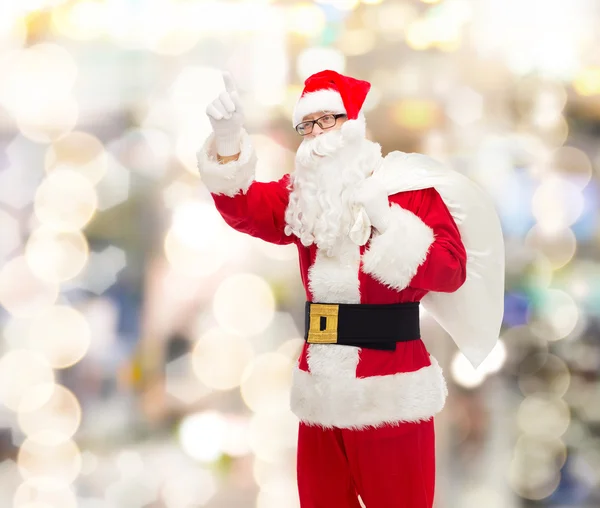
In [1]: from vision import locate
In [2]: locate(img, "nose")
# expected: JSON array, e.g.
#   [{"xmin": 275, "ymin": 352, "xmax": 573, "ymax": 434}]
[{"xmin": 312, "ymin": 123, "xmax": 324, "ymax": 136}]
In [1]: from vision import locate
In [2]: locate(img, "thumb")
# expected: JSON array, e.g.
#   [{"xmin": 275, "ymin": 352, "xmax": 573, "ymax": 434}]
[{"xmin": 222, "ymin": 71, "xmax": 237, "ymax": 94}]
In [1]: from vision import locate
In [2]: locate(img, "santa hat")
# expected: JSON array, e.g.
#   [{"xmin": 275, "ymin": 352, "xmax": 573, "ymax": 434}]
[{"xmin": 292, "ymin": 70, "xmax": 371, "ymax": 132}]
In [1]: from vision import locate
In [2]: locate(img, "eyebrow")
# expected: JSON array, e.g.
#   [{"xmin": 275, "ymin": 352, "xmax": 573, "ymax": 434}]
[{"xmin": 301, "ymin": 112, "xmax": 332, "ymax": 122}]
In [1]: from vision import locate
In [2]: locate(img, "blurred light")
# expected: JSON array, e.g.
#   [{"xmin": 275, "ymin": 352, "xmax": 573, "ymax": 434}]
[
  {"xmin": 104, "ymin": 477, "xmax": 156, "ymax": 508},
  {"xmin": 34, "ymin": 170, "xmax": 98, "ymax": 232},
  {"xmin": 361, "ymin": 0, "xmax": 383, "ymax": 4},
  {"xmin": 450, "ymin": 352, "xmax": 486, "ymax": 389},
  {"xmin": 248, "ymin": 409, "xmax": 298, "ymax": 462},
  {"xmin": 111, "ymin": 128, "xmax": 170, "ymax": 181},
  {"xmin": 551, "ymin": 146, "xmax": 593, "ymax": 189},
  {"xmin": 508, "ymin": 435, "xmax": 563, "ymax": 500},
  {"xmin": 115, "ymin": 450, "xmax": 144, "ymax": 478},
  {"xmin": 191, "ymin": 328, "xmax": 255, "ymax": 390},
  {"xmin": 18, "ymin": 435, "xmax": 82, "ymax": 483},
  {"xmin": 577, "ymin": 386, "xmax": 600, "ymax": 423},
  {"xmin": 0, "ymin": 256, "xmax": 59, "ymax": 317},
  {"xmin": 524, "ymin": 226, "xmax": 577, "ymax": 270},
  {"xmin": 165, "ymin": 353, "xmax": 213, "ymax": 405},
  {"xmin": 517, "ymin": 354, "xmax": 571, "ymax": 398},
  {"xmin": 75, "ymin": 245, "xmax": 126, "ymax": 295},
  {"xmin": 337, "ymin": 29, "xmax": 376, "ymax": 56},
  {"xmin": 213, "ymin": 273, "xmax": 275, "ymax": 336},
  {"xmin": 369, "ymin": 3, "xmax": 416, "ymax": 41},
  {"xmin": 221, "ymin": 416, "xmax": 252, "ymax": 457},
  {"xmin": 0, "ymin": 43, "xmax": 77, "ymax": 115},
  {"xmin": 392, "ymin": 100, "xmax": 440, "ymax": 130},
  {"xmin": 51, "ymin": 1, "xmax": 107, "ymax": 41},
  {"xmin": 79, "ymin": 450, "xmax": 99, "ymax": 476},
  {"xmin": 27, "ymin": 305, "xmax": 91, "ymax": 369},
  {"xmin": 25, "ymin": 228, "xmax": 89, "ymax": 283},
  {"xmin": 13, "ymin": 477, "xmax": 77, "ymax": 508},
  {"xmin": 0, "ymin": 209, "xmax": 21, "ymax": 261},
  {"xmin": 286, "ymin": 3, "xmax": 326, "ymax": 37},
  {"xmin": 528, "ymin": 253, "xmax": 553, "ymax": 289},
  {"xmin": 94, "ymin": 153, "xmax": 131, "ymax": 211},
  {"xmin": 256, "ymin": 478, "xmax": 301, "ymax": 508},
  {"xmin": 240, "ymin": 353, "xmax": 293, "ymax": 412},
  {"xmin": 145, "ymin": 3, "xmax": 203, "ymax": 56},
  {"xmin": 162, "ymin": 179, "xmax": 197, "ymax": 210},
  {"xmin": 276, "ymin": 338, "xmax": 304, "ymax": 362},
  {"xmin": 19, "ymin": 0, "xmax": 69, "ymax": 13},
  {"xmin": 296, "ymin": 47, "xmax": 346, "ymax": 81},
  {"xmin": 315, "ymin": 0, "xmax": 360, "ymax": 11},
  {"xmin": 0, "ymin": 14, "xmax": 27, "ymax": 50},
  {"xmin": 0, "ymin": 351, "xmax": 55, "ymax": 412},
  {"xmin": 460, "ymin": 486, "xmax": 504, "ymax": 508},
  {"xmin": 531, "ymin": 176, "xmax": 584, "ymax": 234},
  {"xmin": 445, "ymin": 87, "xmax": 483, "ymax": 126},
  {"xmin": 0, "ymin": 44, "xmax": 79, "ymax": 143},
  {"xmin": 405, "ymin": 19, "xmax": 431, "ymax": 50},
  {"xmin": 406, "ymin": 7, "xmax": 465, "ymax": 51},
  {"xmin": 253, "ymin": 23, "xmax": 287, "ymax": 107},
  {"xmin": 161, "ymin": 467, "xmax": 217, "ymax": 508},
  {"xmin": 518, "ymin": 395, "xmax": 570, "ymax": 438},
  {"xmin": 17, "ymin": 96, "xmax": 79, "ymax": 144},
  {"xmin": 178, "ymin": 411, "xmax": 227, "ymax": 463},
  {"xmin": 573, "ymin": 66, "xmax": 600, "ymax": 96},
  {"xmin": 252, "ymin": 134, "xmax": 295, "ymax": 182},
  {"xmin": 18, "ymin": 384, "xmax": 81, "ymax": 445},
  {"xmin": 253, "ymin": 457, "xmax": 290, "ymax": 488},
  {"xmin": 45, "ymin": 131, "xmax": 107, "ymax": 185},
  {"xmin": 164, "ymin": 202, "xmax": 227, "ymax": 277},
  {"xmin": 535, "ymin": 289, "xmax": 579, "ymax": 341}
]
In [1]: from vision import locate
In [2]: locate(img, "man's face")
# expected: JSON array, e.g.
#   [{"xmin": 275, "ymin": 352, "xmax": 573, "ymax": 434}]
[{"xmin": 298, "ymin": 111, "xmax": 348, "ymax": 139}]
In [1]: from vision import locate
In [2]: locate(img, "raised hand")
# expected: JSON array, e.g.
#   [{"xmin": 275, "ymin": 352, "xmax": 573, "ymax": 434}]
[{"xmin": 206, "ymin": 72, "xmax": 245, "ymax": 157}]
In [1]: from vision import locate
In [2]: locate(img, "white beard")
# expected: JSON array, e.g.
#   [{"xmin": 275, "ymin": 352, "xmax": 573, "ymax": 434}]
[{"xmin": 284, "ymin": 122, "xmax": 383, "ymax": 257}]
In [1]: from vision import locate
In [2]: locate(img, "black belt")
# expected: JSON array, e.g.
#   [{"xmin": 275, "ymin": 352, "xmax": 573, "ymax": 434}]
[{"xmin": 304, "ymin": 301, "xmax": 421, "ymax": 351}]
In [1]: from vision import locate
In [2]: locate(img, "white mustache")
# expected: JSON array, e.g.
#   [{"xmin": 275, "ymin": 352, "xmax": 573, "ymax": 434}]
[{"xmin": 295, "ymin": 129, "xmax": 345, "ymax": 167}]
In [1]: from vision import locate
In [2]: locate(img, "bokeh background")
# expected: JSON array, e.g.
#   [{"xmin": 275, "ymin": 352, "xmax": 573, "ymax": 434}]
[{"xmin": 1, "ymin": 0, "xmax": 600, "ymax": 507}]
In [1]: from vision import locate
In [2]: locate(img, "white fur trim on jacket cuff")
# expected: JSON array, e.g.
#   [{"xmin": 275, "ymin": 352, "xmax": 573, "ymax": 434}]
[
  {"xmin": 290, "ymin": 356, "xmax": 447, "ymax": 429},
  {"xmin": 361, "ymin": 204, "xmax": 434, "ymax": 291},
  {"xmin": 196, "ymin": 129, "xmax": 256, "ymax": 197}
]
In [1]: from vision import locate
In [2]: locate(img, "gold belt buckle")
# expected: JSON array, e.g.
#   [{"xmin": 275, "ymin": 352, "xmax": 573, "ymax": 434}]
[{"xmin": 307, "ymin": 303, "xmax": 339, "ymax": 344}]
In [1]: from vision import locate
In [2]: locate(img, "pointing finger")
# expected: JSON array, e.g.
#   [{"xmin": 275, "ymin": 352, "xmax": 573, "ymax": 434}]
[{"xmin": 222, "ymin": 71, "xmax": 237, "ymax": 93}]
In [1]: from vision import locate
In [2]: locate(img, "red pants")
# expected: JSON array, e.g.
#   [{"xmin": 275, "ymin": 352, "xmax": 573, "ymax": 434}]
[{"xmin": 297, "ymin": 419, "xmax": 436, "ymax": 508}]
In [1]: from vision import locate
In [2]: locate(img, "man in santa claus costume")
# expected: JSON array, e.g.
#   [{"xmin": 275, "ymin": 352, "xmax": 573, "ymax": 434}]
[{"xmin": 197, "ymin": 69, "xmax": 504, "ymax": 508}]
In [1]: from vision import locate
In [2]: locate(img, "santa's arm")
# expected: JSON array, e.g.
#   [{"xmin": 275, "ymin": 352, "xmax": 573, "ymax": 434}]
[
  {"xmin": 361, "ymin": 186, "xmax": 467, "ymax": 292},
  {"xmin": 197, "ymin": 130, "xmax": 293, "ymax": 245}
]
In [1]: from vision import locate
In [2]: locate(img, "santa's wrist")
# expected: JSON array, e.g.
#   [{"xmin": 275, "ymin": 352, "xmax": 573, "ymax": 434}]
[
  {"xmin": 214, "ymin": 131, "xmax": 242, "ymax": 157},
  {"xmin": 370, "ymin": 209, "xmax": 391, "ymax": 233}
]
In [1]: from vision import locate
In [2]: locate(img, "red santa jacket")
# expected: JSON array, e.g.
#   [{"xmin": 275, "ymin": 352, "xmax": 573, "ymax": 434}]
[{"xmin": 198, "ymin": 131, "xmax": 467, "ymax": 429}]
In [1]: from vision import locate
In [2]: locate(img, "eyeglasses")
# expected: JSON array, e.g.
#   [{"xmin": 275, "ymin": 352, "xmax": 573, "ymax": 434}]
[{"xmin": 295, "ymin": 113, "xmax": 347, "ymax": 136}]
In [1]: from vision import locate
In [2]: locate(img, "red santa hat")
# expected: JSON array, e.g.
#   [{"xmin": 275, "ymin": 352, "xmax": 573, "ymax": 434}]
[{"xmin": 292, "ymin": 70, "xmax": 371, "ymax": 129}]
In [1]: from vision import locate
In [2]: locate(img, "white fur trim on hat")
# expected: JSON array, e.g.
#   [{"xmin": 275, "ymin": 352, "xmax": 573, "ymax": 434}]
[{"xmin": 293, "ymin": 89, "xmax": 346, "ymax": 126}]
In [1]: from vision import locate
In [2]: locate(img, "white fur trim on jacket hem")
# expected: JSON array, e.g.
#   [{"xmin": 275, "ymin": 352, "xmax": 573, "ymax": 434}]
[
  {"xmin": 361, "ymin": 204, "xmax": 434, "ymax": 291},
  {"xmin": 290, "ymin": 355, "xmax": 447, "ymax": 429},
  {"xmin": 293, "ymin": 89, "xmax": 346, "ymax": 126},
  {"xmin": 196, "ymin": 129, "xmax": 255, "ymax": 197}
]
